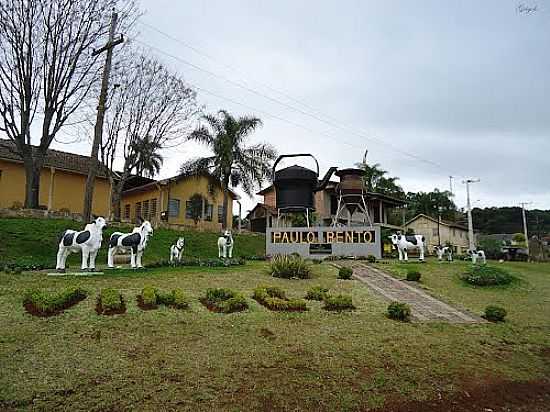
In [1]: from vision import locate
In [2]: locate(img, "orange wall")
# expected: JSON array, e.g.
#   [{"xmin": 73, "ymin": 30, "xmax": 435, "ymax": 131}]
[{"xmin": 0, "ymin": 159, "xmax": 110, "ymax": 216}]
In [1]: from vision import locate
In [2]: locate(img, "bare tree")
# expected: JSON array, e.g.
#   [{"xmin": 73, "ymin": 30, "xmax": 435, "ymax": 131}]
[
  {"xmin": 0, "ymin": 0, "xmax": 136, "ymax": 209},
  {"xmin": 101, "ymin": 53, "xmax": 199, "ymax": 221}
]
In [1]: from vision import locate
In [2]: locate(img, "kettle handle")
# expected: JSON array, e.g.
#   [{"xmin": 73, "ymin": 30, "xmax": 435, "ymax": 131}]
[{"xmin": 272, "ymin": 154, "xmax": 320, "ymax": 179}]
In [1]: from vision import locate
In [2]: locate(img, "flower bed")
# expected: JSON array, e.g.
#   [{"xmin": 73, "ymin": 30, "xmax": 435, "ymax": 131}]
[
  {"xmin": 23, "ymin": 287, "xmax": 87, "ymax": 317},
  {"xmin": 200, "ymin": 288, "xmax": 248, "ymax": 313},
  {"xmin": 253, "ymin": 286, "xmax": 308, "ymax": 312}
]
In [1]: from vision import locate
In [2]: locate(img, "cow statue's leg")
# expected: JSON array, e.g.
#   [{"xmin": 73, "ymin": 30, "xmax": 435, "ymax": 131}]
[
  {"xmin": 403, "ymin": 248, "xmax": 408, "ymax": 261},
  {"xmin": 136, "ymin": 249, "xmax": 143, "ymax": 268},
  {"xmin": 107, "ymin": 247, "xmax": 116, "ymax": 268},
  {"xmin": 397, "ymin": 247, "xmax": 403, "ymax": 261},
  {"xmin": 81, "ymin": 247, "xmax": 90, "ymax": 271},
  {"xmin": 228, "ymin": 244, "xmax": 233, "ymax": 259},
  {"xmin": 89, "ymin": 249, "xmax": 98, "ymax": 271},
  {"xmin": 218, "ymin": 241, "xmax": 223, "ymax": 258},
  {"xmin": 471, "ymin": 254, "xmax": 477, "ymax": 264},
  {"xmin": 130, "ymin": 247, "xmax": 137, "ymax": 268},
  {"xmin": 419, "ymin": 246, "xmax": 425, "ymax": 261},
  {"xmin": 56, "ymin": 245, "xmax": 67, "ymax": 271}
]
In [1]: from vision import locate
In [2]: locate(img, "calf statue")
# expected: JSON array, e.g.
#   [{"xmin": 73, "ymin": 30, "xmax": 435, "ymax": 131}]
[
  {"xmin": 56, "ymin": 217, "xmax": 107, "ymax": 272},
  {"xmin": 170, "ymin": 237, "xmax": 185, "ymax": 263},
  {"xmin": 467, "ymin": 249, "xmax": 486, "ymax": 265},
  {"xmin": 218, "ymin": 230, "xmax": 234, "ymax": 259},
  {"xmin": 108, "ymin": 219, "xmax": 154, "ymax": 269},
  {"xmin": 434, "ymin": 245, "xmax": 453, "ymax": 262},
  {"xmin": 390, "ymin": 232, "xmax": 426, "ymax": 262}
]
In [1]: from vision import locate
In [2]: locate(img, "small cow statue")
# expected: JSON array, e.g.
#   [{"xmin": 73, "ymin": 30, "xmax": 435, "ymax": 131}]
[
  {"xmin": 389, "ymin": 232, "xmax": 426, "ymax": 262},
  {"xmin": 56, "ymin": 216, "xmax": 107, "ymax": 272},
  {"xmin": 218, "ymin": 230, "xmax": 234, "ymax": 259},
  {"xmin": 108, "ymin": 219, "xmax": 153, "ymax": 269},
  {"xmin": 467, "ymin": 249, "xmax": 486, "ymax": 265},
  {"xmin": 170, "ymin": 237, "xmax": 185, "ymax": 263},
  {"xmin": 434, "ymin": 245, "xmax": 453, "ymax": 262}
]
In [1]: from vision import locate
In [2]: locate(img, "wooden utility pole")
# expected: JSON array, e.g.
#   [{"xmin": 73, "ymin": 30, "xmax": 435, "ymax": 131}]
[
  {"xmin": 520, "ymin": 202, "xmax": 531, "ymax": 258},
  {"xmin": 83, "ymin": 10, "xmax": 123, "ymax": 222},
  {"xmin": 463, "ymin": 178, "xmax": 480, "ymax": 252}
]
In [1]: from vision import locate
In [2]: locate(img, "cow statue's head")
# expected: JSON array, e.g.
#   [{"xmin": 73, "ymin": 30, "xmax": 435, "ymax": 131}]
[
  {"xmin": 93, "ymin": 216, "xmax": 107, "ymax": 231},
  {"xmin": 223, "ymin": 230, "xmax": 232, "ymax": 238},
  {"xmin": 389, "ymin": 233, "xmax": 400, "ymax": 245},
  {"xmin": 176, "ymin": 237, "xmax": 185, "ymax": 248},
  {"xmin": 141, "ymin": 220, "xmax": 153, "ymax": 238}
]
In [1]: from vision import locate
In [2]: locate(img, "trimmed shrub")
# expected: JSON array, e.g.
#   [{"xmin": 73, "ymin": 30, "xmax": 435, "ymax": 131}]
[
  {"xmin": 323, "ymin": 294, "xmax": 355, "ymax": 311},
  {"xmin": 253, "ymin": 286, "xmax": 307, "ymax": 312},
  {"xmin": 156, "ymin": 290, "xmax": 175, "ymax": 306},
  {"xmin": 484, "ymin": 305, "xmax": 507, "ymax": 322},
  {"xmin": 97, "ymin": 288, "xmax": 125, "ymax": 315},
  {"xmin": 141, "ymin": 285, "xmax": 157, "ymax": 307},
  {"xmin": 338, "ymin": 267, "xmax": 353, "ymax": 280},
  {"xmin": 461, "ymin": 265, "xmax": 515, "ymax": 286},
  {"xmin": 172, "ymin": 288, "xmax": 190, "ymax": 309},
  {"xmin": 202, "ymin": 288, "xmax": 248, "ymax": 313},
  {"xmin": 406, "ymin": 270, "xmax": 421, "ymax": 282},
  {"xmin": 367, "ymin": 255, "xmax": 377, "ymax": 263},
  {"xmin": 270, "ymin": 255, "xmax": 312, "ymax": 279},
  {"xmin": 387, "ymin": 301, "xmax": 411, "ymax": 322},
  {"xmin": 23, "ymin": 287, "xmax": 87, "ymax": 316},
  {"xmin": 305, "ymin": 286, "xmax": 330, "ymax": 301}
]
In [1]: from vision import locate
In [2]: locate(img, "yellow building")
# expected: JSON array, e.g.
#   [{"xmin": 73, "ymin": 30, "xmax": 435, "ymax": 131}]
[
  {"xmin": 121, "ymin": 174, "xmax": 237, "ymax": 231},
  {"xmin": 0, "ymin": 139, "xmax": 111, "ymax": 216},
  {"xmin": 405, "ymin": 214, "xmax": 470, "ymax": 254}
]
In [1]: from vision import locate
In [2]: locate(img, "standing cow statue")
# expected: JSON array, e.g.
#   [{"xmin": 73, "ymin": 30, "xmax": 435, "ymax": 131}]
[
  {"xmin": 108, "ymin": 219, "xmax": 153, "ymax": 269},
  {"xmin": 390, "ymin": 232, "xmax": 426, "ymax": 262},
  {"xmin": 218, "ymin": 230, "xmax": 234, "ymax": 259},
  {"xmin": 56, "ymin": 217, "xmax": 107, "ymax": 272},
  {"xmin": 434, "ymin": 245, "xmax": 453, "ymax": 262},
  {"xmin": 467, "ymin": 249, "xmax": 486, "ymax": 265},
  {"xmin": 170, "ymin": 237, "xmax": 185, "ymax": 263}
]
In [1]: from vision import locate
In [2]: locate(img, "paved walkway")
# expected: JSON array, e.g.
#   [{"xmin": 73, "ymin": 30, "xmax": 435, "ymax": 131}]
[{"xmin": 337, "ymin": 262, "xmax": 484, "ymax": 323}]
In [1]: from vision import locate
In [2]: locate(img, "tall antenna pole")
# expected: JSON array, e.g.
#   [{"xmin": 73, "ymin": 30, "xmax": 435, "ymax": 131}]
[
  {"xmin": 83, "ymin": 10, "xmax": 124, "ymax": 222},
  {"xmin": 449, "ymin": 176, "xmax": 454, "ymax": 195},
  {"xmin": 463, "ymin": 178, "xmax": 480, "ymax": 251},
  {"xmin": 519, "ymin": 202, "xmax": 531, "ymax": 258}
]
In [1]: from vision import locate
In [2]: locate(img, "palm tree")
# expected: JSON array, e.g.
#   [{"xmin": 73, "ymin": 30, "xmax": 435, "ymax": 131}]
[
  {"xmin": 180, "ymin": 110, "xmax": 277, "ymax": 228},
  {"xmin": 129, "ymin": 135, "xmax": 164, "ymax": 178},
  {"xmin": 358, "ymin": 162, "xmax": 404, "ymax": 198}
]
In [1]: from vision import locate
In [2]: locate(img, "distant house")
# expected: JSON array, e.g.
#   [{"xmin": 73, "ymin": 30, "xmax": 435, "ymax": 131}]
[
  {"xmin": 121, "ymin": 174, "xmax": 238, "ymax": 231},
  {"xmin": 247, "ymin": 181, "xmax": 405, "ymax": 233},
  {"xmin": 405, "ymin": 214, "xmax": 469, "ymax": 254},
  {"xmin": 0, "ymin": 139, "xmax": 111, "ymax": 216}
]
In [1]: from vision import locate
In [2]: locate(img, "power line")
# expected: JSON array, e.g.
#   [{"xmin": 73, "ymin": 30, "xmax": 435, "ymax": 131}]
[{"xmin": 132, "ymin": 36, "xmax": 461, "ymax": 176}]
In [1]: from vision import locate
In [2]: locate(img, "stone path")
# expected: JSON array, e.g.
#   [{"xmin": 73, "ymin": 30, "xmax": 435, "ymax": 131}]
[{"xmin": 337, "ymin": 262, "xmax": 484, "ymax": 323}]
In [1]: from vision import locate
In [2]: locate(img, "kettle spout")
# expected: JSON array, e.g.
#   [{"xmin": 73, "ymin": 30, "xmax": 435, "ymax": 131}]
[{"xmin": 315, "ymin": 167, "xmax": 338, "ymax": 192}]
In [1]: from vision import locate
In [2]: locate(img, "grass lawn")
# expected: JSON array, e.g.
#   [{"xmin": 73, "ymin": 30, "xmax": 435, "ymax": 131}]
[
  {"xmin": 0, "ymin": 259, "xmax": 549, "ymax": 411},
  {"xmin": 0, "ymin": 217, "xmax": 265, "ymax": 268}
]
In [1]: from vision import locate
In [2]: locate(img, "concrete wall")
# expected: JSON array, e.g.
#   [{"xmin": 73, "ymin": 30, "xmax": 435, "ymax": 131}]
[{"xmin": 0, "ymin": 159, "xmax": 110, "ymax": 216}]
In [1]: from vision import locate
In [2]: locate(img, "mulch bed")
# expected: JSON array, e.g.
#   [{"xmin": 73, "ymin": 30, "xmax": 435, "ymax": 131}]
[
  {"xmin": 95, "ymin": 297, "xmax": 126, "ymax": 316},
  {"xmin": 373, "ymin": 379, "xmax": 550, "ymax": 412},
  {"xmin": 136, "ymin": 295, "xmax": 158, "ymax": 311},
  {"xmin": 23, "ymin": 295, "xmax": 87, "ymax": 318}
]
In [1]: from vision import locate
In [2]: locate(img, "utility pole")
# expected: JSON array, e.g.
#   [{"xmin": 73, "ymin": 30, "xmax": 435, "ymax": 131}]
[
  {"xmin": 83, "ymin": 10, "xmax": 124, "ymax": 222},
  {"xmin": 449, "ymin": 176, "xmax": 454, "ymax": 196},
  {"xmin": 519, "ymin": 202, "xmax": 531, "ymax": 258},
  {"xmin": 463, "ymin": 178, "xmax": 480, "ymax": 251}
]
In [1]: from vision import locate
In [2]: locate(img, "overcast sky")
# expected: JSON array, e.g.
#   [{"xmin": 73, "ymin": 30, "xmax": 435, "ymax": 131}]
[{"xmin": 51, "ymin": 0, "xmax": 550, "ymax": 214}]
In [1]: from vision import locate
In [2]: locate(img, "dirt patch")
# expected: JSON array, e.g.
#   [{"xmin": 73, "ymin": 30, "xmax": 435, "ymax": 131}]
[
  {"xmin": 23, "ymin": 295, "xmax": 87, "ymax": 318},
  {"xmin": 136, "ymin": 295, "xmax": 157, "ymax": 311},
  {"xmin": 259, "ymin": 327, "xmax": 275, "ymax": 339},
  {"xmin": 95, "ymin": 297, "xmax": 126, "ymax": 316},
  {"xmin": 373, "ymin": 379, "xmax": 550, "ymax": 412}
]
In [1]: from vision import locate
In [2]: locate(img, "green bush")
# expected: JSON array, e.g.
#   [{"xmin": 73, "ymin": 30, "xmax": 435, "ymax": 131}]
[
  {"xmin": 338, "ymin": 267, "xmax": 353, "ymax": 280},
  {"xmin": 156, "ymin": 290, "xmax": 175, "ymax": 306},
  {"xmin": 98, "ymin": 288, "xmax": 124, "ymax": 313},
  {"xmin": 322, "ymin": 294, "xmax": 355, "ymax": 311},
  {"xmin": 406, "ymin": 270, "xmax": 421, "ymax": 282},
  {"xmin": 305, "ymin": 286, "xmax": 330, "ymax": 301},
  {"xmin": 461, "ymin": 265, "xmax": 515, "ymax": 286},
  {"xmin": 253, "ymin": 286, "xmax": 308, "ymax": 312},
  {"xmin": 23, "ymin": 287, "xmax": 87, "ymax": 315},
  {"xmin": 367, "ymin": 255, "xmax": 377, "ymax": 263},
  {"xmin": 141, "ymin": 285, "xmax": 157, "ymax": 307},
  {"xmin": 202, "ymin": 288, "xmax": 248, "ymax": 313},
  {"xmin": 484, "ymin": 305, "xmax": 507, "ymax": 322},
  {"xmin": 387, "ymin": 301, "xmax": 411, "ymax": 322},
  {"xmin": 270, "ymin": 255, "xmax": 312, "ymax": 279},
  {"xmin": 172, "ymin": 288, "xmax": 190, "ymax": 309}
]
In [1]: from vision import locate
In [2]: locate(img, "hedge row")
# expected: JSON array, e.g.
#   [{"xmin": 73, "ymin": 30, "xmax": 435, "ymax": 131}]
[
  {"xmin": 304, "ymin": 286, "xmax": 355, "ymax": 311},
  {"xmin": 252, "ymin": 286, "xmax": 308, "ymax": 312},
  {"xmin": 23, "ymin": 287, "xmax": 87, "ymax": 316}
]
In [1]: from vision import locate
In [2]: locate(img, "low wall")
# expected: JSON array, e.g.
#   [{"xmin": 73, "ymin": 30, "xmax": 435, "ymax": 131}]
[{"xmin": 0, "ymin": 207, "xmax": 84, "ymax": 221}]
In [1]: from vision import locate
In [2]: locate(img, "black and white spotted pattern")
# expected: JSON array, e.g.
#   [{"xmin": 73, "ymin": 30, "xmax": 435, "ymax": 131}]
[{"xmin": 108, "ymin": 220, "xmax": 153, "ymax": 269}]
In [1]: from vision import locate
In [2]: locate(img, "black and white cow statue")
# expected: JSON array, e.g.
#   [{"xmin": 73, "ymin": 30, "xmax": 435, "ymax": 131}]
[
  {"xmin": 389, "ymin": 232, "xmax": 426, "ymax": 262},
  {"xmin": 434, "ymin": 245, "xmax": 453, "ymax": 262},
  {"xmin": 169, "ymin": 237, "xmax": 185, "ymax": 263},
  {"xmin": 467, "ymin": 249, "xmax": 486, "ymax": 265},
  {"xmin": 217, "ymin": 230, "xmax": 234, "ymax": 259},
  {"xmin": 108, "ymin": 219, "xmax": 154, "ymax": 269},
  {"xmin": 56, "ymin": 217, "xmax": 107, "ymax": 272}
]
